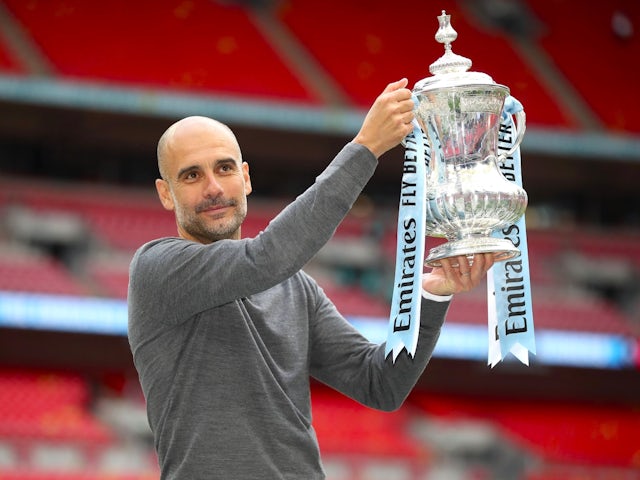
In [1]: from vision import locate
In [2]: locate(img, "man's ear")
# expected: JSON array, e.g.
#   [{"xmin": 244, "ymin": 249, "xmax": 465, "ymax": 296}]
[
  {"xmin": 242, "ymin": 162, "xmax": 252, "ymax": 196},
  {"xmin": 155, "ymin": 178, "xmax": 175, "ymax": 211}
]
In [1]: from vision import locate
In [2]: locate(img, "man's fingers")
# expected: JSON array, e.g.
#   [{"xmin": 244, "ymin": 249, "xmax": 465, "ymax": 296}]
[{"xmin": 468, "ymin": 253, "xmax": 494, "ymax": 285}]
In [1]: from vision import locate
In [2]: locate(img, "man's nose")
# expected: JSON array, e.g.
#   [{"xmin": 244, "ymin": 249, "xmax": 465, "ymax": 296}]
[{"xmin": 203, "ymin": 173, "xmax": 223, "ymax": 198}]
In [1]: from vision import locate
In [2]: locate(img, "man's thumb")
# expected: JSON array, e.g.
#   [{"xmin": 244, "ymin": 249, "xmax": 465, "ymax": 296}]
[{"xmin": 383, "ymin": 78, "xmax": 409, "ymax": 93}]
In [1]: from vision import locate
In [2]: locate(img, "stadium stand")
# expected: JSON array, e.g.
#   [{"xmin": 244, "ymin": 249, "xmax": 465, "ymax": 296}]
[
  {"xmin": 3, "ymin": 0, "xmax": 620, "ymax": 130},
  {"xmin": 0, "ymin": 32, "xmax": 22, "ymax": 73},
  {"xmin": 526, "ymin": 0, "xmax": 640, "ymax": 133},
  {"xmin": 0, "ymin": 368, "xmax": 127, "ymax": 478},
  {"xmin": 277, "ymin": 0, "xmax": 576, "ymax": 129},
  {"xmin": 2, "ymin": 0, "xmax": 319, "ymax": 103},
  {"xmin": 3, "ymin": 171, "xmax": 635, "ymax": 338},
  {"xmin": 311, "ymin": 384, "xmax": 427, "ymax": 460},
  {"xmin": 410, "ymin": 392, "xmax": 640, "ymax": 473},
  {"xmin": 0, "ymin": 253, "xmax": 87, "ymax": 296}
]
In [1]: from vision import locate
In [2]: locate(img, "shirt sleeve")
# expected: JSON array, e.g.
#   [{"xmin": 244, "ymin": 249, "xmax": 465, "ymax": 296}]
[
  {"xmin": 422, "ymin": 290, "xmax": 453, "ymax": 302},
  {"xmin": 129, "ymin": 143, "xmax": 378, "ymax": 323},
  {"xmin": 309, "ymin": 280, "xmax": 450, "ymax": 411}
]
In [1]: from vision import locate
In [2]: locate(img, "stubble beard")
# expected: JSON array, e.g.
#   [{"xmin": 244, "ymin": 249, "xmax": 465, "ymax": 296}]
[{"xmin": 178, "ymin": 197, "xmax": 247, "ymax": 243}]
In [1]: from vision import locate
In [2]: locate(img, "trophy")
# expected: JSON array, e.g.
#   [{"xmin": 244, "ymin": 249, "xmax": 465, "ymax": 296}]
[{"xmin": 413, "ymin": 11, "xmax": 528, "ymax": 267}]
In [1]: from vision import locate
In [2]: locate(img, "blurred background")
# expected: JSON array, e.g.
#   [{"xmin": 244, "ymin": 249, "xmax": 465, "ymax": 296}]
[{"xmin": 0, "ymin": 0, "xmax": 639, "ymax": 479}]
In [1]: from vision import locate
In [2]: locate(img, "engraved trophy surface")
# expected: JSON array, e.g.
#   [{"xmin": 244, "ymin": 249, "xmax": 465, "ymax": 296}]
[{"xmin": 414, "ymin": 11, "xmax": 528, "ymax": 267}]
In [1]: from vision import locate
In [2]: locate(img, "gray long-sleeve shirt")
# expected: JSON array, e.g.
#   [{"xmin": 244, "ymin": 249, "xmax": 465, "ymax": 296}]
[{"xmin": 128, "ymin": 142, "xmax": 450, "ymax": 479}]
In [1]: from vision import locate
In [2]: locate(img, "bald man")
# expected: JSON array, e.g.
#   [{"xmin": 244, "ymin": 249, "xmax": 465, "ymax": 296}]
[{"xmin": 128, "ymin": 79, "xmax": 493, "ymax": 479}]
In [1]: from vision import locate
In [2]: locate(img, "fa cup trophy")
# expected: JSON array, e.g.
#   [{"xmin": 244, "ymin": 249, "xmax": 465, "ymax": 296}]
[{"xmin": 413, "ymin": 11, "xmax": 528, "ymax": 266}]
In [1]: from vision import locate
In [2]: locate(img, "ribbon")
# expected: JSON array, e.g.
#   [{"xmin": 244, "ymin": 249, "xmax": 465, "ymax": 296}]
[
  {"xmin": 487, "ymin": 96, "xmax": 536, "ymax": 367},
  {"xmin": 385, "ymin": 116, "xmax": 428, "ymax": 362}
]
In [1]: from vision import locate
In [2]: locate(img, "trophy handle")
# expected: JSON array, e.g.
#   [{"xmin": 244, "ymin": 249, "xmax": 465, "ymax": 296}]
[{"xmin": 498, "ymin": 109, "xmax": 526, "ymax": 161}]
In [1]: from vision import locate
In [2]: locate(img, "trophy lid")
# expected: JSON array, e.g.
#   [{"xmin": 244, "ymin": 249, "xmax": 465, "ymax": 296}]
[{"xmin": 413, "ymin": 10, "xmax": 501, "ymax": 94}]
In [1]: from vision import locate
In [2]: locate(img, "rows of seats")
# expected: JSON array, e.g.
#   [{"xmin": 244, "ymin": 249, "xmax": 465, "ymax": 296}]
[
  {"xmin": 2, "ymin": 0, "xmax": 318, "ymax": 103},
  {"xmin": 2, "ymin": 368, "xmax": 638, "ymax": 479},
  {"xmin": 0, "ymin": 369, "xmax": 431, "ymax": 478},
  {"xmin": 0, "ymin": 473, "xmax": 157, "ymax": 480},
  {"xmin": 0, "ymin": 176, "xmax": 277, "ymax": 252},
  {"xmin": 1, "ymin": 239, "xmax": 634, "ymax": 339},
  {"xmin": 0, "ymin": 250, "xmax": 88, "ymax": 296},
  {"xmin": 0, "ymin": 176, "xmax": 176, "ymax": 252},
  {"xmin": 526, "ymin": 0, "xmax": 640, "ymax": 133},
  {"xmin": 0, "ymin": 32, "xmax": 23, "ymax": 73},
  {"xmin": 3, "ymin": 0, "xmax": 633, "ymax": 131},
  {"xmin": 445, "ymin": 294, "xmax": 636, "ymax": 337},
  {"xmin": 84, "ymin": 258, "xmax": 130, "ymax": 299},
  {"xmin": 568, "ymin": 229, "xmax": 640, "ymax": 265},
  {"xmin": 0, "ymin": 176, "xmax": 386, "ymax": 306},
  {"xmin": 311, "ymin": 384, "xmax": 428, "ymax": 460},
  {"xmin": 386, "ymin": 226, "xmax": 640, "ymax": 337},
  {"xmin": 83, "ymin": 256, "xmax": 394, "ymax": 313},
  {"xmin": 318, "ymin": 281, "xmax": 391, "ymax": 318},
  {"xmin": 1, "ymin": 176, "xmax": 638, "ymax": 338},
  {"xmin": 277, "ymin": 0, "xmax": 575, "ymax": 129},
  {"xmin": 0, "ymin": 368, "xmax": 158, "ymax": 478},
  {"xmin": 409, "ymin": 392, "xmax": 640, "ymax": 471},
  {"xmin": 0, "ymin": 369, "xmax": 111, "ymax": 443},
  {"xmin": 526, "ymin": 465, "xmax": 640, "ymax": 480}
]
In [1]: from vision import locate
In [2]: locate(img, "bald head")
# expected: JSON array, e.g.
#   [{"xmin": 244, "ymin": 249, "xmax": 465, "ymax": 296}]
[
  {"xmin": 157, "ymin": 116, "xmax": 240, "ymax": 180},
  {"xmin": 154, "ymin": 115, "xmax": 251, "ymax": 243}
]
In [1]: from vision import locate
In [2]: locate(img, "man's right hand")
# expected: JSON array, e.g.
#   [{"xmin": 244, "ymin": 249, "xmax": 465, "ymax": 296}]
[{"xmin": 353, "ymin": 78, "xmax": 415, "ymax": 159}]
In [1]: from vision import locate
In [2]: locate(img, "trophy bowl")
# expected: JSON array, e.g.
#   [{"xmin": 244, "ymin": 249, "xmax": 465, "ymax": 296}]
[{"xmin": 414, "ymin": 11, "xmax": 528, "ymax": 267}]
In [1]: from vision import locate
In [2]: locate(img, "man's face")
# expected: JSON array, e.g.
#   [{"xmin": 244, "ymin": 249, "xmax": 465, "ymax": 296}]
[{"xmin": 155, "ymin": 118, "xmax": 252, "ymax": 243}]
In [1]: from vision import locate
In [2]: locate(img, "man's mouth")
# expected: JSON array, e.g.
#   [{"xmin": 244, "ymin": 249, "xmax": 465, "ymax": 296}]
[
  {"xmin": 202, "ymin": 205, "xmax": 226, "ymax": 213},
  {"xmin": 196, "ymin": 199, "xmax": 235, "ymax": 214}
]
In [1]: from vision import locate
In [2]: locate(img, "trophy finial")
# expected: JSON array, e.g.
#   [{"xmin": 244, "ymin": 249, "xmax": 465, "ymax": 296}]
[
  {"xmin": 429, "ymin": 11, "xmax": 472, "ymax": 75},
  {"xmin": 435, "ymin": 10, "xmax": 458, "ymax": 45}
]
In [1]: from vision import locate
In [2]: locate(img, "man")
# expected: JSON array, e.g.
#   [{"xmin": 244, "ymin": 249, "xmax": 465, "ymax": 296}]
[{"xmin": 128, "ymin": 78, "xmax": 493, "ymax": 479}]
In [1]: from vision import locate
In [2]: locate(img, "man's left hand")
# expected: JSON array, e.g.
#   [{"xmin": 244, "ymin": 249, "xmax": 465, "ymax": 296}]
[{"xmin": 422, "ymin": 253, "xmax": 495, "ymax": 296}]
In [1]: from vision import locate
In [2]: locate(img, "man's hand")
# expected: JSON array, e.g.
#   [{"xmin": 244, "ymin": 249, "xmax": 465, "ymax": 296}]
[
  {"xmin": 422, "ymin": 253, "xmax": 495, "ymax": 297},
  {"xmin": 353, "ymin": 78, "xmax": 415, "ymax": 158}
]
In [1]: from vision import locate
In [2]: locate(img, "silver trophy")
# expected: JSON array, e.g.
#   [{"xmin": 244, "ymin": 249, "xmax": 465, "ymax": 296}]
[{"xmin": 414, "ymin": 11, "xmax": 528, "ymax": 267}]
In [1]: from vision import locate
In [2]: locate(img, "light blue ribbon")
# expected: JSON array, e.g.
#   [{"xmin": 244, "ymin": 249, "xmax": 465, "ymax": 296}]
[
  {"xmin": 385, "ymin": 117, "xmax": 428, "ymax": 362},
  {"xmin": 489, "ymin": 96, "xmax": 536, "ymax": 365}
]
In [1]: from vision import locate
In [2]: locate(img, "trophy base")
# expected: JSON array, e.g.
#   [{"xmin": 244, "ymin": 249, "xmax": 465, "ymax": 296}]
[{"xmin": 425, "ymin": 237, "xmax": 520, "ymax": 268}]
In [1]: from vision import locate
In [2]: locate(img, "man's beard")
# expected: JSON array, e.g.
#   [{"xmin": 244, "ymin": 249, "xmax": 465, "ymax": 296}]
[{"xmin": 178, "ymin": 197, "xmax": 247, "ymax": 243}]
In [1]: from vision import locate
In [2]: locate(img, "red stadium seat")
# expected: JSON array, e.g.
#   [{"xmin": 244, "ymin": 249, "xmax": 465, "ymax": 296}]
[
  {"xmin": 410, "ymin": 392, "xmax": 640, "ymax": 469},
  {"xmin": 2, "ymin": 0, "xmax": 319, "ymax": 103},
  {"xmin": 318, "ymin": 280, "xmax": 391, "ymax": 318},
  {"xmin": 311, "ymin": 384, "xmax": 429, "ymax": 460},
  {"xmin": 447, "ymin": 292, "xmax": 635, "ymax": 337},
  {"xmin": 0, "ymin": 369, "xmax": 112, "ymax": 444},
  {"xmin": 0, "ymin": 252, "xmax": 88, "ymax": 296},
  {"xmin": 0, "ymin": 32, "xmax": 25, "ymax": 73},
  {"xmin": 277, "ymin": 0, "xmax": 575, "ymax": 129},
  {"xmin": 86, "ymin": 260, "xmax": 130, "ymax": 299},
  {"xmin": 527, "ymin": 0, "xmax": 640, "ymax": 133}
]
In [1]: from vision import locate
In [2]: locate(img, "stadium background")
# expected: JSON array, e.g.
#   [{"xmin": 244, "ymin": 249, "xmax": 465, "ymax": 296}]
[{"xmin": 0, "ymin": 0, "xmax": 639, "ymax": 478}]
